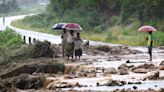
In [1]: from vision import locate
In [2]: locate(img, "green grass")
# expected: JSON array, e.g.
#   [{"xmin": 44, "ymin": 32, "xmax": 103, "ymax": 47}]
[
  {"xmin": 0, "ymin": 28, "xmax": 23, "ymax": 64},
  {"xmin": 0, "ymin": 28, "xmax": 23, "ymax": 49},
  {"xmin": 11, "ymin": 19, "xmax": 59, "ymax": 35},
  {"xmin": 11, "ymin": 18, "xmax": 164, "ymax": 47}
]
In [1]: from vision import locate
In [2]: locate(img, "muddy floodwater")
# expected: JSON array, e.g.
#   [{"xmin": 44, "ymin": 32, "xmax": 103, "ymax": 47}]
[{"xmin": 44, "ymin": 45, "xmax": 164, "ymax": 92}]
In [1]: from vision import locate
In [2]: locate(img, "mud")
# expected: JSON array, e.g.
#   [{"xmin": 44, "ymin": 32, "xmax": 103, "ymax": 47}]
[
  {"xmin": 0, "ymin": 62, "xmax": 65, "ymax": 78},
  {"xmin": 0, "ymin": 42, "xmax": 164, "ymax": 92}
]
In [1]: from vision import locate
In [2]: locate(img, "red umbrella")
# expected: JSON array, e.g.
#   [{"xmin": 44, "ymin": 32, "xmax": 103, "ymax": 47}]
[
  {"xmin": 138, "ymin": 25, "xmax": 156, "ymax": 32},
  {"xmin": 63, "ymin": 23, "xmax": 83, "ymax": 31}
]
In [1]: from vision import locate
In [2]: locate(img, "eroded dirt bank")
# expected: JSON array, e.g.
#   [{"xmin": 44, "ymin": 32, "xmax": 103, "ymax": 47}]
[{"xmin": 0, "ymin": 41, "xmax": 164, "ymax": 92}]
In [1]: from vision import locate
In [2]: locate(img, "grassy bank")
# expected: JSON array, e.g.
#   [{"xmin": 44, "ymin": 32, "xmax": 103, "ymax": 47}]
[
  {"xmin": 11, "ymin": 14, "xmax": 164, "ymax": 47},
  {"xmin": 11, "ymin": 19, "xmax": 58, "ymax": 35},
  {"xmin": 0, "ymin": 29, "xmax": 23, "ymax": 63},
  {"xmin": 12, "ymin": 18, "xmax": 161, "ymax": 46}
]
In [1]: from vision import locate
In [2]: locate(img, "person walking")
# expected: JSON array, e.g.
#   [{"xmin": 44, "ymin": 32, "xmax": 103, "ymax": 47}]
[
  {"xmin": 61, "ymin": 29, "xmax": 67, "ymax": 57},
  {"xmin": 147, "ymin": 31, "xmax": 154, "ymax": 61},
  {"xmin": 65, "ymin": 30, "xmax": 74, "ymax": 60},
  {"xmin": 74, "ymin": 33, "xmax": 83, "ymax": 61}
]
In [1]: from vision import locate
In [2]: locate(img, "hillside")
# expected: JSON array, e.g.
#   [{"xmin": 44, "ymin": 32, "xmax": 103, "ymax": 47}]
[{"xmin": 11, "ymin": 0, "xmax": 164, "ymax": 46}]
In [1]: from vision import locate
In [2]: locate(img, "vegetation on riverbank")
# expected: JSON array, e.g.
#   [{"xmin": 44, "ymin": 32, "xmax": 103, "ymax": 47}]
[
  {"xmin": 0, "ymin": 29, "xmax": 23, "ymax": 64},
  {"xmin": 11, "ymin": 17, "xmax": 164, "ymax": 46},
  {"xmin": 11, "ymin": 0, "xmax": 164, "ymax": 46}
]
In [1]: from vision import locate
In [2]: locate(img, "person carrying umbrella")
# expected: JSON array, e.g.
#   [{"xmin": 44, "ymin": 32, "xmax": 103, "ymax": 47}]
[
  {"xmin": 138, "ymin": 25, "xmax": 156, "ymax": 61},
  {"xmin": 52, "ymin": 23, "xmax": 67, "ymax": 57},
  {"xmin": 147, "ymin": 31, "xmax": 154, "ymax": 61},
  {"xmin": 61, "ymin": 29, "xmax": 67, "ymax": 57},
  {"xmin": 65, "ymin": 30, "xmax": 75, "ymax": 60},
  {"xmin": 63, "ymin": 23, "xmax": 83, "ymax": 61}
]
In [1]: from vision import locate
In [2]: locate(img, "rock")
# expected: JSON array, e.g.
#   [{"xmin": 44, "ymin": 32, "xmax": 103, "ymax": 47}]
[
  {"xmin": 98, "ymin": 79, "xmax": 126, "ymax": 86},
  {"xmin": 128, "ymin": 81, "xmax": 142, "ymax": 84},
  {"xmin": 159, "ymin": 66, "xmax": 164, "ymax": 70},
  {"xmin": 160, "ymin": 60, "xmax": 164, "ymax": 66},
  {"xmin": 64, "ymin": 75, "xmax": 73, "ymax": 79},
  {"xmin": 133, "ymin": 68, "xmax": 148, "ymax": 73},
  {"xmin": 97, "ymin": 45, "xmax": 110, "ymax": 52},
  {"xmin": 144, "ymin": 71, "xmax": 160, "ymax": 80},
  {"xmin": 126, "ymin": 60, "xmax": 130, "ymax": 63},
  {"xmin": 87, "ymin": 73, "xmax": 96, "ymax": 78},
  {"xmin": 103, "ymin": 67, "xmax": 118, "ymax": 76},
  {"xmin": 77, "ymin": 65, "xmax": 96, "ymax": 73},
  {"xmin": 45, "ymin": 78, "xmax": 82, "ymax": 89},
  {"xmin": 154, "ymin": 85, "xmax": 157, "ymax": 87},
  {"xmin": 44, "ymin": 78, "xmax": 61, "ymax": 89},
  {"xmin": 64, "ymin": 65, "xmax": 76, "ymax": 75},
  {"xmin": 133, "ymin": 86, "xmax": 137, "ymax": 89},
  {"xmin": 83, "ymin": 40, "xmax": 89, "ymax": 46},
  {"xmin": 96, "ymin": 70, "xmax": 103, "ymax": 73},
  {"xmin": 75, "ymin": 82, "xmax": 80, "ymax": 87},
  {"xmin": 118, "ymin": 68, "xmax": 128, "ymax": 75},
  {"xmin": 118, "ymin": 64, "xmax": 129, "ymax": 70},
  {"xmin": 137, "ymin": 63, "xmax": 154, "ymax": 69}
]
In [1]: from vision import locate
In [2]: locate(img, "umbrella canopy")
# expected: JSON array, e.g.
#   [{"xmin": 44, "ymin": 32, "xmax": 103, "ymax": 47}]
[
  {"xmin": 138, "ymin": 25, "xmax": 156, "ymax": 32},
  {"xmin": 52, "ymin": 23, "xmax": 66, "ymax": 30},
  {"xmin": 63, "ymin": 23, "xmax": 83, "ymax": 31}
]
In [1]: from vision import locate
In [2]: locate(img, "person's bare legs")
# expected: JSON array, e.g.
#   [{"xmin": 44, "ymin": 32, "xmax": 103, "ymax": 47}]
[
  {"xmin": 78, "ymin": 56, "xmax": 81, "ymax": 61},
  {"xmin": 67, "ymin": 55, "xmax": 69, "ymax": 61},
  {"xmin": 75, "ymin": 56, "xmax": 77, "ymax": 61},
  {"xmin": 148, "ymin": 47, "xmax": 152, "ymax": 61},
  {"xmin": 149, "ymin": 52, "xmax": 152, "ymax": 61}
]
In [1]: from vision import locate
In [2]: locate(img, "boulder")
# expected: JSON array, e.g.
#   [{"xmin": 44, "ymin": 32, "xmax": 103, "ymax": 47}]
[
  {"xmin": 87, "ymin": 73, "xmax": 97, "ymax": 78},
  {"xmin": 118, "ymin": 68, "xmax": 128, "ymax": 75},
  {"xmin": 64, "ymin": 75, "xmax": 73, "ymax": 79},
  {"xmin": 133, "ymin": 68, "xmax": 148, "ymax": 73},
  {"xmin": 45, "ymin": 78, "xmax": 82, "ymax": 89},
  {"xmin": 103, "ymin": 67, "xmax": 118, "ymax": 76},
  {"xmin": 77, "ymin": 65, "xmax": 96, "ymax": 73},
  {"xmin": 137, "ymin": 63, "xmax": 154, "ymax": 69},
  {"xmin": 97, "ymin": 45, "xmax": 110, "ymax": 52},
  {"xmin": 144, "ymin": 71, "xmax": 160, "ymax": 80},
  {"xmin": 97, "ymin": 79, "xmax": 126, "ymax": 86},
  {"xmin": 159, "ymin": 66, "xmax": 164, "ymax": 70},
  {"xmin": 160, "ymin": 60, "xmax": 164, "ymax": 66},
  {"xmin": 118, "ymin": 64, "xmax": 129, "ymax": 70}
]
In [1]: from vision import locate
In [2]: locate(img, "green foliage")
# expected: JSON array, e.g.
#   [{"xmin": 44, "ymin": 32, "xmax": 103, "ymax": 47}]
[
  {"xmin": 0, "ymin": 0, "xmax": 19, "ymax": 13},
  {"xmin": 154, "ymin": 31, "xmax": 164, "ymax": 46},
  {"xmin": 11, "ymin": 0, "xmax": 164, "ymax": 47},
  {"xmin": 0, "ymin": 28, "xmax": 23, "ymax": 63},
  {"xmin": 0, "ymin": 28, "xmax": 22, "ymax": 49},
  {"xmin": 121, "ymin": 0, "xmax": 164, "ymax": 25}
]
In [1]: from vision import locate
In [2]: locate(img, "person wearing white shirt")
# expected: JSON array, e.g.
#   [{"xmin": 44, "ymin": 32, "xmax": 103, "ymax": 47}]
[{"xmin": 65, "ymin": 30, "xmax": 74, "ymax": 60}]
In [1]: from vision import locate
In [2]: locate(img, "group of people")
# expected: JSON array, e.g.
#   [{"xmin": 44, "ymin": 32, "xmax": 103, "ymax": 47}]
[
  {"xmin": 61, "ymin": 29, "xmax": 83, "ymax": 61},
  {"xmin": 60, "ymin": 28, "xmax": 154, "ymax": 62}
]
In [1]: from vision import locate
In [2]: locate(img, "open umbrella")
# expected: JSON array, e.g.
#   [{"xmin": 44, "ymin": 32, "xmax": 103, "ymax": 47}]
[
  {"xmin": 52, "ymin": 23, "xmax": 66, "ymax": 30},
  {"xmin": 138, "ymin": 25, "xmax": 156, "ymax": 32},
  {"xmin": 63, "ymin": 23, "xmax": 83, "ymax": 31}
]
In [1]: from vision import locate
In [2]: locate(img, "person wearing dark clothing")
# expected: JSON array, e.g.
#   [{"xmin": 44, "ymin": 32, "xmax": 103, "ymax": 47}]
[
  {"xmin": 74, "ymin": 33, "xmax": 83, "ymax": 61},
  {"xmin": 147, "ymin": 31, "xmax": 154, "ymax": 61}
]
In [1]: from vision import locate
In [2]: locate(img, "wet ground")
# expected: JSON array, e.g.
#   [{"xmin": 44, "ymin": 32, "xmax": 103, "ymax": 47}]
[
  {"xmin": 1, "ymin": 15, "xmax": 164, "ymax": 92},
  {"xmin": 12, "ymin": 45, "xmax": 164, "ymax": 92}
]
